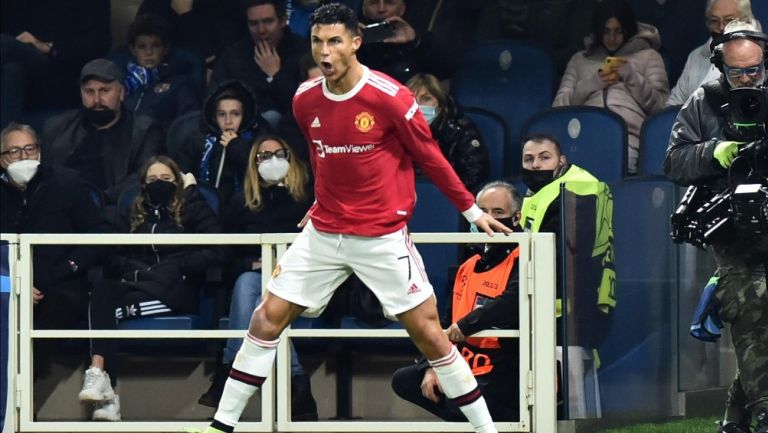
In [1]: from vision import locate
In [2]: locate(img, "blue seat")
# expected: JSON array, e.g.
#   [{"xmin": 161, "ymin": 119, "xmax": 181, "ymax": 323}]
[
  {"xmin": 756, "ymin": 2, "xmax": 768, "ymax": 29},
  {"xmin": 451, "ymin": 39, "xmax": 554, "ymax": 176},
  {"xmin": 522, "ymin": 106, "xmax": 628, "ymax": 182},
  {"xmin": 639, "ymin": 105, "xmax": 681, "ymax": 177},
  {"xmin": 114, "ymin": 181, "xmax": 223, "ymax": 331},
  {"xmin": 166, "ymin": 109, "xmax": 202, "ymax": 159},
  {"xmin": 410, "ymin": 181, "xmax": 461, "ymax": 317},
  {"xmin": 464, "ymin": 107, "xmax": 508, "ymax": 181}
]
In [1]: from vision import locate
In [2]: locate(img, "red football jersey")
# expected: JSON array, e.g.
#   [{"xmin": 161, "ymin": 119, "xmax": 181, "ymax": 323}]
[{"xmin": 293, "ymin": 66, "xmax": 476, "ymax": 236}]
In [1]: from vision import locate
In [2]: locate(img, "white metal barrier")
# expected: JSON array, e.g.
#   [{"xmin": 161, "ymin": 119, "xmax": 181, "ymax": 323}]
[{"xmin": 2, "ymin": 232, "xmax": 556, "ymax": 433}]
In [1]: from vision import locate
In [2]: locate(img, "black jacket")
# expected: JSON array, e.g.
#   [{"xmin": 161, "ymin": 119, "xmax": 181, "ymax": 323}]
[
  {"xmin": 665, "ymin": 79, "xmax": 768, "ymax": 255},
  {"xmin": 222, "ymin": 184, "xmax": 313, "ymax": 278},
  {"xmin": 209, "ymin": 29, "xmax": 308, "ymax": 115},
  {"xmin": 173, "ymin": 80, "xmax": 270, "ymax": 203},
  {"xmin": 107, "ymin": 186, "xmax": 225, "ymax": 312},
  {"xmin": 0, "ymin": 164, "xmax": 109, "ymax": 292},
  {"xmin": 430, "ymin": 101, "xmax": 490, "ymax": 193},
  {"xmin": 42, "ymin": 109, "xmax": 165, "ymax": 204}
]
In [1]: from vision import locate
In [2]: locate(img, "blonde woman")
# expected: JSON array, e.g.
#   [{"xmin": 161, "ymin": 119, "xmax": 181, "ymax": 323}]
[{"xmin": 199, "ymin": 135, "xmax": 317, "ymax": 419}]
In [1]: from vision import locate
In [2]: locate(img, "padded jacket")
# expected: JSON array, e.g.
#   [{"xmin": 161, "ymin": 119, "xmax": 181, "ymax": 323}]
[
  {"xmin": 554, "ymin": 23, "xmax": 670, "ymax": 171},
  {"xmin": 107, "ymin": 185, "xmax": 225, "ymax": 312}
]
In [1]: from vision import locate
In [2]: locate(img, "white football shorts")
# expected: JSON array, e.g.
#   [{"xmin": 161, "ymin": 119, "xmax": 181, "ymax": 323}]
[{"xmin": 267, "ymin": 220, "xmax": 434, "ymax": 318}]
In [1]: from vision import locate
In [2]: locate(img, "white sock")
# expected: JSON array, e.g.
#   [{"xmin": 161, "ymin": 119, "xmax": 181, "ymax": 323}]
[
  {"xmin": 213, "ymin": 333, "xmax": 278, "ymax": 428},
  {"xmin": 429, "ymin": 346, "xmax": 497, "ymax": 433}
]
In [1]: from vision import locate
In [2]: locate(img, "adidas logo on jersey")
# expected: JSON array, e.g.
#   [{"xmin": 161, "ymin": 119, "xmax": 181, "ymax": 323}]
[
  {"xmin": 311, "ymin": 117, "xmax": 321, "ymax": 128},
  {"xmin": 407, "ymin": 283, "xmax": 421, "ymax": 295}
]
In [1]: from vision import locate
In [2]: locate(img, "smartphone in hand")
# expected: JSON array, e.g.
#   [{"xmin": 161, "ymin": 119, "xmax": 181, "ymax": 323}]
[
  {"xmin": 601, "ymin": 56, "xmax": 625, "ymax": 72},
  {"xmin": 362, "ymin": 21, "xmax": 395, "ymax": 44}
]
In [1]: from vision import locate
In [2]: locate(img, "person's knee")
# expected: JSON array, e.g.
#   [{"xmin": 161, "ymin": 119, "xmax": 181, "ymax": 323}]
[
  {"xmin": 249, "ymin": 298, "xmax": 295, "ymax": 339},
  {"xmin": 391, "ymin": 364, "xmax": 425, "ymax": 403}
]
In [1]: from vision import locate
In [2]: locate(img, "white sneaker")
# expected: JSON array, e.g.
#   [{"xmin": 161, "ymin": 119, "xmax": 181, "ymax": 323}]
[
  {"xmin": 78, "ymin": 366, "xmax": 115, "ymax": 402},
  {"xmin": 92, "ymin": 394, "xmax": 121, "ymax": 421}
]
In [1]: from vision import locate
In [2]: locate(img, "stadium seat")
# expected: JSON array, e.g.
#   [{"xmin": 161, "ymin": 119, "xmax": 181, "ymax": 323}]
[
  {"xmin": 639, "ymin": 105, "xmax": 681, "ymax": 177},
  {"xmin": 451, "ymin": 39, "xmax": 555, "ymax": 176},
  {"xmin": 166, "ymin": 109, "xmax": 202, "ymax": 158},
  {"xmin": 114, "ymin": 181, "xmax": 224, "ymax": 331},
  {"xmin": 410, "ymin": 180, "xmax": 462, "ymax": 318},
  {"xmin": 756, "ymin": 2, "xmax": 768, "ymax": 29},
  {"xmin": 522, "ymin": 106, "xmax": 628, "ymax": 182},
  {"xmin": 464, "ymin": 107, "xmax": 509, "ymax": 181}
]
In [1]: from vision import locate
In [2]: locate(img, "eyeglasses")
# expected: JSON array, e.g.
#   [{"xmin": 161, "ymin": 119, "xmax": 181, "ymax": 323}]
[
  {"xmin": 146, "ymin": 174, "xmax": 175, "ymax": 183},
  {"xmin": 706, "ymin": 16, "xmax": 737, "ymax": 29},
  {"xmin": 256, "ymin": 148, "xmax": 289, "ymax": 163},
  {"xmin": 724, "ymin": 63, "xmax": 765, "ymax": 79},
  {"xmin": 0, "ymin": 143, "xmax": 39, "ymax": 160}
]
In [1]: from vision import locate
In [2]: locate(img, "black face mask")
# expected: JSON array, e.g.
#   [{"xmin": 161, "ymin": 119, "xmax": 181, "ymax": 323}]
[
  {"xmin": 144, "ymin": 180, "xmax": 177, "ymax": 206},
  {"xmin": 82, "ymin": 107, "xmax": 118, "ymax": 127},
  {"xmin": 521, "ymin": 168, "xmax": 555, "ymax": 193},
  {"xmin": 494, "ymin": 216, "xmax": 522, "ymax": 232}
]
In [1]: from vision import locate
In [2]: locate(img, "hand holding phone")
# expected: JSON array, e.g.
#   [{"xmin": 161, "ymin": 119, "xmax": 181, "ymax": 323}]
[
  {"xmin": 361, "ymin": 21, "xmax": 395, "ymax": 44},
  {"xmin": 601, "ymin": 56, "xmax": 626, "ymax": 72}
]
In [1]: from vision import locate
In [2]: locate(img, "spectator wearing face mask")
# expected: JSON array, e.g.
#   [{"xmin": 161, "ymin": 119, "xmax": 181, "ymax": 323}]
[
  {"xmin": 77, "ymin": 155, "xmax": 225, "ymax": 422},
  {"xmin": 197, "ymin": 135, "xmax": 317, "ymax": 419},
  {"xmin": 519, "ymin": 133, "xmax": 616, "ymax": 352},
  {"xmin": 406, "ymin": 73, "xmax": 489, "ymax": 192},
  {"xmin": 667, "ymin": 0, "xmax": 760, "ymax": 107},
  {"xmin": 0, "ymin": 122, "xmax": 110, "ymax": 378},
  {"xmin": 42, "ymin": 59, "xmax": 166, "ymax": 205},
  {"xmin": 392, "ymin": 181, "xmax": 523, "ymax": 422}
]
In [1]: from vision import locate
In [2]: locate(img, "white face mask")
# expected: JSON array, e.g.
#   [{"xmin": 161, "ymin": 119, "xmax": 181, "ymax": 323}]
[
  {"xmin": 5, "ymin": 159, "xmax": 40, "ymax": 186},
  {"xmin": 258, "ymin": 157, "xmax": 290, "ymax": 183}
]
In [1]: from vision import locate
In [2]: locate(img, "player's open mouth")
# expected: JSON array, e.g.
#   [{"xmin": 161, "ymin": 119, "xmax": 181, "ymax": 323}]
[{"xmin": 320, "ymin": 61, "xmax": 334, "ymax": 75}]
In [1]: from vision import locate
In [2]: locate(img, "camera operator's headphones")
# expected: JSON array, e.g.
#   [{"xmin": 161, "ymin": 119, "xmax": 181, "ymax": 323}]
[{"xmin": 710, "ymin": 30, "xmax": 768, "ymax": 73}]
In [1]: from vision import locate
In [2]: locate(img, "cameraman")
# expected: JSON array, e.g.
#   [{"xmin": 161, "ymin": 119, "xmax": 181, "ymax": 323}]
[{"xmin": 664, "ymin": 21, "xmax": 768, "ymax": 433}]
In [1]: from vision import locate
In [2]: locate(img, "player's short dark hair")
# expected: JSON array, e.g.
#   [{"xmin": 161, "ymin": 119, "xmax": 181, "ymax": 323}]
[
  {"xmin": 127, "ymin": 13, "xmax": 172, "ymax": 46},
  {"xmin": 243, "ymin": 0, "xmax": 287, "ymax": 20},
  {"xmin": 522, "ymin": 132, "xmax": 563, "ymax": 156},
  {"xmin": 310, "ymin": 3, "xmax": 359, "ymax": 36}
]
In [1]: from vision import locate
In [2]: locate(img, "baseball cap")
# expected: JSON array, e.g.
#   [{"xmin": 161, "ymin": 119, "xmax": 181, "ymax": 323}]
[{"xmin": 80, "ymin": 59, "xmax": 124, "ymax": 84}]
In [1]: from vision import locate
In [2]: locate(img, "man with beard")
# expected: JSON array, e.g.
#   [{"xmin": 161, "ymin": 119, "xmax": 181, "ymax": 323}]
[{"xmin": 42, "ymin": 58, "xmax": 165, "ymax": 206}]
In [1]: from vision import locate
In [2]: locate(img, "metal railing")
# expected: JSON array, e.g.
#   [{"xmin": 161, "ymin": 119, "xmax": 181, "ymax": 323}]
[{"xmin": 2, "ymin": 232, "xmax": 556, "ymax": 433}]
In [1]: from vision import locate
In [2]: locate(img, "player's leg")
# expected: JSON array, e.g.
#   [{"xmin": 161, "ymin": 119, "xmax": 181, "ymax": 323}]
[
  {"xmin": 398, "ymin": 300, "xmax": 497, "ymax": 433},
  {"xmin": 350, "ymin": 228, "xmax": 497, "ymax": 433},
  {"xmin": 208, "ymin": 294, "xmax": 304, "ymax": 433},
  {"xmin": 198, "ymin": 222, "xmax": 349, "ymax": 433}
]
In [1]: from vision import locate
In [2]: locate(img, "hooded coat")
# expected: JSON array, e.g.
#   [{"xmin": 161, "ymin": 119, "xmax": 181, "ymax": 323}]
[
  {"xmin": 172, "ymin": 80, "xmax": 269, "ymax": 203},
  {"xmin": 107, "ymin": 185, "xmax": 225, "ymax": 313},
  {"xmin": 553, "ymin": 23, "xmax": 670, "ymax": 173}
]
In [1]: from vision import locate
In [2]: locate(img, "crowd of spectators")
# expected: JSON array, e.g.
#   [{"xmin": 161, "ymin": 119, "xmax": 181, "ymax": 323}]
[{"xmin": 1, "ymin": 0, "xmax": 760, "ymax": 425}]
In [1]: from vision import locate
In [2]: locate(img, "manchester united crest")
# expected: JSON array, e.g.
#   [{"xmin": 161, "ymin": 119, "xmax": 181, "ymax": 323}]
[{"xmin": 354, "ymin": 112, "xmax": 375, "ymax": 132}]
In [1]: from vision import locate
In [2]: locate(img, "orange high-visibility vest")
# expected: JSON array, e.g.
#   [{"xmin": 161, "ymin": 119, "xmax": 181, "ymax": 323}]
[{"xmin": 452, "ymin": 248, "xmax": 519, "ymax": 375}]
